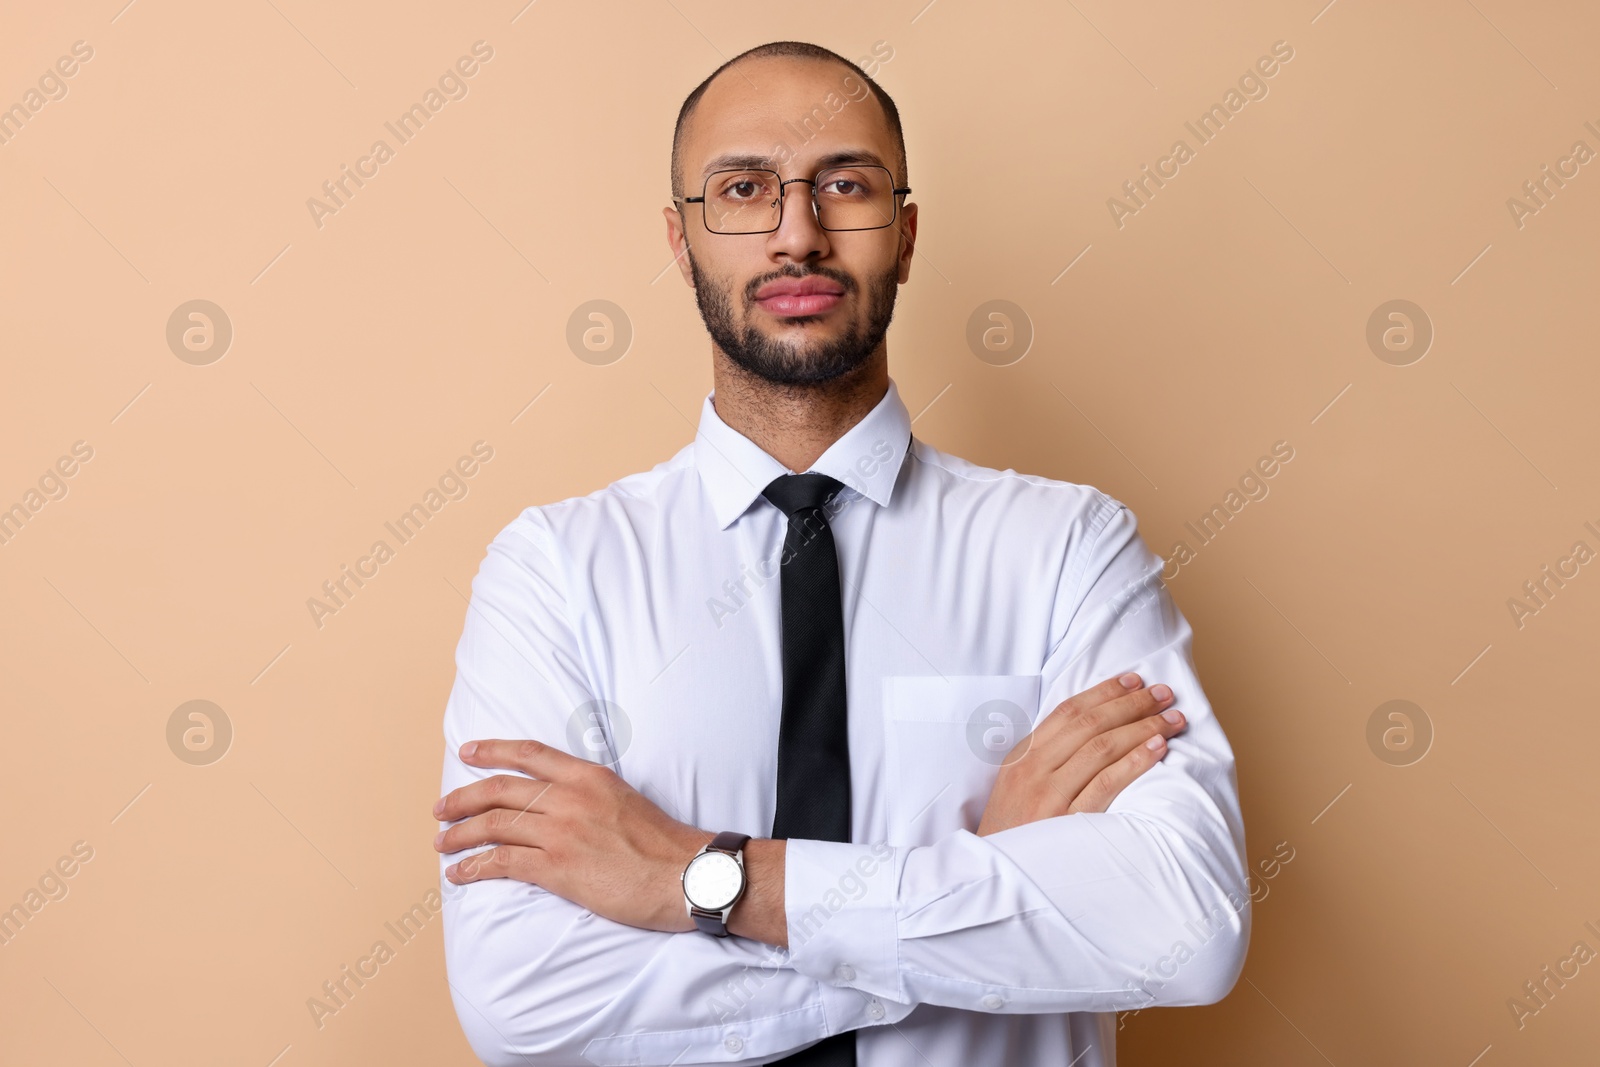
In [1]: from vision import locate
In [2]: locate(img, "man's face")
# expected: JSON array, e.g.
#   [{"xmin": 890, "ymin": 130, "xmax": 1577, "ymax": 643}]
[{"xmin": 665, "ymin": 57, "xmax": 917, "ymax": 386}]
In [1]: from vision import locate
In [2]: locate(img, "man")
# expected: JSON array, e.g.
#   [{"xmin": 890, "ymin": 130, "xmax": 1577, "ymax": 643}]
[{"xmin": 434, "ymin": 40, "xmax": 1248, "ymax": 1067}]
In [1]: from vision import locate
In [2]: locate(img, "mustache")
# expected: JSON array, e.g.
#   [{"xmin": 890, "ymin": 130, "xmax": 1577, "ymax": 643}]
[{"xmin": 743, "ymin": 265, "xmax": 857, "ymax": 304}]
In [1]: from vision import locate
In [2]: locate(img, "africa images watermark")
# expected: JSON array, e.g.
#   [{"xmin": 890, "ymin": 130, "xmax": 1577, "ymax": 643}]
[
  {"xmin": 758, "ymin": 40, "xmax": 894, "ymax": 173},
  {"xmin": 1107, "ymin": 39, "xmax": 1296, "ymax": 229},
  {"xmin": 705, "ymin": 841, "xmax": 895, "ymax": 1026},
  {"xmin": 1504, "ymin": 518, "xmax": 1600, "ymax": 631},
  {"xmin": 1505, "ymin": 119, "xmax": 1600, "ymax": 231},
  {"xmin": 704, "ymin": 438, "xmax": 898, "ymax": 629},
  {"xmin": 1506, "ymin": 916, "xmax": 1600, "ymax": 1031},
  {"xmin": 1161, "ymin": 440, "xmax": 1295, "ymax": 580},
  {"xmin": 306, "ymin": 41, "xmax": 495, "ymax": 230},
  {"xmin": 1115, "ymin": 838, "xmax": 1294, "ymax": 1029},
  {"xmin": 0, "ymin": 440, "xmax": 95, "ymax": 549},
  {"xmin": 0, "ymin": 840, "xmax": 96, "ymax": 949},
  {"xmin": 306, "ymin": 441, "xmax": 494, "ymax": 629},
  {"xmin": 0, "ymin": 39, "xmax": 95, "ymax": 148},
  {"xmin": 305, "ymin": 886, "xmax": 442, "ymax": 1030}
]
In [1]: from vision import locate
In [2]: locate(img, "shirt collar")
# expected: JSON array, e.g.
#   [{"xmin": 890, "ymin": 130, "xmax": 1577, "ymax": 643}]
[{"xmin": 694, "ymin": 377, "xmax": 914, "ymax": 530}]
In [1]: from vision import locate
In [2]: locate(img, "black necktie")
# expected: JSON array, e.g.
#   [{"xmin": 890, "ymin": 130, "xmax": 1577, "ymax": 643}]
[{"xmin": 761, "ymin": 472, "xmax": 856, "ymax": 1067}]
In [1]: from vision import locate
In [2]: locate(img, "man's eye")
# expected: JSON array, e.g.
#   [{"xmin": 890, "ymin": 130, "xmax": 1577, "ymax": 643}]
[{"xmin": 720, "ymin": 179, "xmax": 768, "ymax": 200}]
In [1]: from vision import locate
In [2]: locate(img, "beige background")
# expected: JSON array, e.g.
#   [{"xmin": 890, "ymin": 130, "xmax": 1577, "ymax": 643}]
[{"xmin": 2, "ymin": 0, "xmax": 1597, "ymax": 1064}]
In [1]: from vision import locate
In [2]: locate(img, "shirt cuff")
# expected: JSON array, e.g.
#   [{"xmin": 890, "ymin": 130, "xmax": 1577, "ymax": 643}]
[{"xmin": 784, "ymin": 839, "xmax": 903, "ymax": 1002}]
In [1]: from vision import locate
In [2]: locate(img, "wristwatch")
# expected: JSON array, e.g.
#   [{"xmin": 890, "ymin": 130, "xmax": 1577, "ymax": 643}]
[{"xmin": 681, "ymin": 831, "xmax": 752, "ymax": 937}]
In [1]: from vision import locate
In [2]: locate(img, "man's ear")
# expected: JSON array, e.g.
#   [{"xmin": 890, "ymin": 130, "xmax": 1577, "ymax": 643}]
[
  {"xmin": 661, "ymin": 205, "xmax": 696, "ymax": 288},
  {"xmin": 896, "ymin": 201, "xmax": 918, "ymax": 285}
]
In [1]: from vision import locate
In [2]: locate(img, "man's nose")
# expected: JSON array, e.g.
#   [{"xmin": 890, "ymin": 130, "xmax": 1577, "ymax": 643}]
[{"xmin": 767, "ymin": 180, "xmax": 830, "ymax": 260}]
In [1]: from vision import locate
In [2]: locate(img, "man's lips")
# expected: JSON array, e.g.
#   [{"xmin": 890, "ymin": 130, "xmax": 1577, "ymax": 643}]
[
  {"xmin": 754, "ymin": 278, "xmax": 846, "ymax": 318},
  {"xmin": 756, "ymin": 291, "xmax": 843, "ymax": 316}
]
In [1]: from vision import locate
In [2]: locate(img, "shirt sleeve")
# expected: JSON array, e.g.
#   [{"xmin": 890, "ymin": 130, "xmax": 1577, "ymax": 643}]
[
  {"xmin": 782, "ymin": 493, "xmax": 1251, "ymax": 1015},
  {"xmin": 440, "ymin": 508, "xmax": 910, "ymax": 1067}
]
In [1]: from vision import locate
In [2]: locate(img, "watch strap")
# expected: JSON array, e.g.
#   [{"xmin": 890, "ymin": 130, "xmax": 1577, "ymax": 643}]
[
  {"xmin": 692, "ymin": 909, "xmax": 730, "ymax": 937},
  {"xmin": 708, "ymin": 830, "xmax": 751, "ymax": 854}
]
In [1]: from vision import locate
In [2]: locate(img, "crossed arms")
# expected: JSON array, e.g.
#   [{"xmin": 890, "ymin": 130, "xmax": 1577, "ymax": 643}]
[{"xmin": 435, "ymin": 502, "xmax": 1250, "ymax": 1066}]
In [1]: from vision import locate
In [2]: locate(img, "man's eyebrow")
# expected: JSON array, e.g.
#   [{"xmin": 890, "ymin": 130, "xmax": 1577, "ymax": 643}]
[
  {"xmin": 700, "ymin": 152, "xmax": 774, "ymax": 177},
  {"xmin": 812, "ymin": 149, "xmax": 888, "ymax": 171},
  {"xmin": 698, "ymin": 148, "xmax": 890, "ymax": 178}
]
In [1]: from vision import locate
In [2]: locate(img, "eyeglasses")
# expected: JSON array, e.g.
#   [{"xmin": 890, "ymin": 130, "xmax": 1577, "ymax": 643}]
[{"xmin": 674, "ymin": 164, "xmax": 911, "ymax": 234}]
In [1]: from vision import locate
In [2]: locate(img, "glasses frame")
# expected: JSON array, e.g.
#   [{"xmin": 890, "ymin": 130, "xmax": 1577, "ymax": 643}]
[{"xmin": 673, "ymin": 164, "xmax": 912, "ymax": 235}]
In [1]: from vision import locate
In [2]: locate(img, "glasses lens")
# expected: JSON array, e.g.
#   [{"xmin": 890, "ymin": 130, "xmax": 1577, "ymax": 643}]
[
  {"xmin": 815, "ymin": 166, "xmax": 896, "ymax": 231},
  {"xmin": 703, "ymin": 169, "xmax": 781, "ymax": 233}
]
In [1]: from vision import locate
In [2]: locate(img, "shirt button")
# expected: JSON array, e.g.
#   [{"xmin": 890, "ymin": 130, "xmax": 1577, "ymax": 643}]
[
  {"xmin": 981, "ymin": 994, "xmax": 1005, "ymax": 1010},
  {"xmin": 834, "ymin": 963, "xmax": 856, "ymax": 982},
  {"xmin": 868, "ymin": 999, "xmax": 886, "ymax": 1020},
  {"xmin": 724, "ymin": 1035, "xmax": 743, "ymax": 1054}
]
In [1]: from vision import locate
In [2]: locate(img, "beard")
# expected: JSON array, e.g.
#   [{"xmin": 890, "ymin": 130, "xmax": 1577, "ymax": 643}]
[{"xmin": 690, "ymin": 254, "xmax": 899, "ymax": 386}]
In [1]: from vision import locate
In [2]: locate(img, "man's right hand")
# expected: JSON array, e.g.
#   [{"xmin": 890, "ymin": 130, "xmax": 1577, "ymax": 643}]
[{"xmin": 976, "ymin": 673, "xmax": 1186, "ymax": 837}]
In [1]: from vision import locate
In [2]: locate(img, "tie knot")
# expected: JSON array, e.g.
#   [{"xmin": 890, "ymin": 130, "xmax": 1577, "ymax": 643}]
[{"xmin": 761, "ymin": 472, "xmax": 846, "ymax": 518}]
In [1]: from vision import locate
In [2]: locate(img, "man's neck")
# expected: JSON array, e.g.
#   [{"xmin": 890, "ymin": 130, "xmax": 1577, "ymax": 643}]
[{"xmin": 710, "ymin": 350, "xmax": 889, "ymax": 474}]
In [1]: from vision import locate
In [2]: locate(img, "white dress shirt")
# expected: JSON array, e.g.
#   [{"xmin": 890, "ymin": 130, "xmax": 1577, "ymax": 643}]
[{"xmin": 438, "ymin": 376, "xmax": 1250, "ymax": 1066}]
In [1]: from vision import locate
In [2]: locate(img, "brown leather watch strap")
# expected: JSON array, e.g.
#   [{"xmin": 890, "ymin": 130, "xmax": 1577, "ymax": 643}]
[
  {"xmin": 692, "ymin": 910, "xmax": 730, "ymax": 936},
  {"xmin": 709, "ymin": 830, "xmax": 752, "ymax": 853}
]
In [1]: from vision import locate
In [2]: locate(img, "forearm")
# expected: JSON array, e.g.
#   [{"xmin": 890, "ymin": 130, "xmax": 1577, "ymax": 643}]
[
  {"xmin": 446, "ymin": 881, "xmax": 874, "ymax": 1066},
  {"xmin": 443, "ymin": 835, "xmax": 903, "ymax": 1067},
  {"xmin": 441, "ymin": 517, "xmax": 904, "ymax": 1063},
  {"xmin": 782, "ymin": 796, "xmax": 1249, "ymax": 1015},
  {"xmin": 774, "ymin": 709, "xmax": 1250, "ymax": 1016},
  {"xmin": 726, "ymin": 837, "xmax": 789, "ymax": 947}
]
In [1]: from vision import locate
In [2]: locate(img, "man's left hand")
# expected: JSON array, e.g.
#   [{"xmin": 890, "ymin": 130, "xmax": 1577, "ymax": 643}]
[{"xmin": 433, "ymin": 739, "xmax": 712, "ymax": 933}]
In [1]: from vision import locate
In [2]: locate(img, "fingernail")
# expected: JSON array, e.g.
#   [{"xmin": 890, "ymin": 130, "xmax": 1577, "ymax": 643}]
[
  {"xmin": 460, "ymin": 741, "xmax": 478, "ymax": 758},
  {"xmin": 1145, "ymin": 734, "xmax": 1165, "ymax": 750},
  {"xmin": 1161, "ymin": 709, "xmax": 1183, "ymax": 724},
  {"xmin": 433, "ymin": 798, "xmax": 445, "ymax": 816},
  {"xmin": 433, "ymin": 831, "xmax": 446, "ymax": 849},
  {"xmin": 1119, "ymin": 673, "xmax": 1141, "ymax": 689},
  {"xmin": 1151, "ymin": 684, "xmax": 1172, "ymax": 702}
]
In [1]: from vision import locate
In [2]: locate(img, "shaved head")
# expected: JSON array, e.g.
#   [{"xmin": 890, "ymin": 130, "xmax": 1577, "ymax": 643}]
[{"xmin": 670, "ymin": 40, "xmax": 907, "ymax": 200}]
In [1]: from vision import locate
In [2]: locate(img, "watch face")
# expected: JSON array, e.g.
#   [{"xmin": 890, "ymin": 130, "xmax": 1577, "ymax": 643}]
[{"xmin": 683, "ymin": 850, "xmax": 743, "ymax": 911}]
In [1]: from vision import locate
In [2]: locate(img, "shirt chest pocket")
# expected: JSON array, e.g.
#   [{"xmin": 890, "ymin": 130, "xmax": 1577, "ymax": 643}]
[{"xmin": 882, "ymin": 674, "xmax": 1042, "ymax": 847}]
